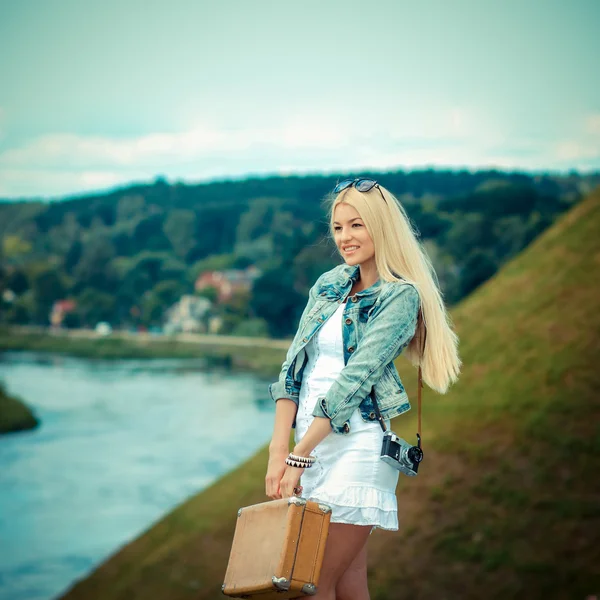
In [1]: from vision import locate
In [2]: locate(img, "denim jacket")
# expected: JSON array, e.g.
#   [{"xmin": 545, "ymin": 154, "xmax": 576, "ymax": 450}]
[{"xmin": 268, "ymin": 263, "xmax": 420, "ymax": 435}]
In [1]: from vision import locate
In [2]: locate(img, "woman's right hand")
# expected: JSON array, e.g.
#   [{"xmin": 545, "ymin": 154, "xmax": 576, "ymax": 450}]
[{"xmin": 265, "ymin": 450, "xmax": 289, "ymax": 499}]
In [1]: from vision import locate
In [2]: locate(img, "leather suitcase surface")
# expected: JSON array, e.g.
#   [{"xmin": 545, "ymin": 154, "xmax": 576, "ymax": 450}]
[{"xmin": 222, "ymin": 496, "xmax": 332, "ymax": 599}]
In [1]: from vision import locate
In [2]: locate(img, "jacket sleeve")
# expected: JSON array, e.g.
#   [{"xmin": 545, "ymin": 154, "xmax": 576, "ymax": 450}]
[
  {"xmin": 311, "ymin": 282, "xmax": 420, "ymax": 434},
  {"xmin": 267, "ymin": 277, "xmax": 322, "ymax": 405}
]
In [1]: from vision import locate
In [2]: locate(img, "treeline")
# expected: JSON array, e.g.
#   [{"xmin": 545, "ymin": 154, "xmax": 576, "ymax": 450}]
[{"xmin": 0, "ymin": 169, "xmax": 596, "ymax": 337}]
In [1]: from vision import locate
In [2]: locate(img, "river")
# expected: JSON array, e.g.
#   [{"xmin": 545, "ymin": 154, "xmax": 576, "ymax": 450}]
[{"xmin": 0, "ymin": 351, "xmax": 276, "ymax": 600}]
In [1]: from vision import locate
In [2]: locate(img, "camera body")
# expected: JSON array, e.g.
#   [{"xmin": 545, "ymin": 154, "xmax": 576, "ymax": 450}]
[{"xmin": 380, "ymin": 431, "xmax": 423, "ymax": 476}]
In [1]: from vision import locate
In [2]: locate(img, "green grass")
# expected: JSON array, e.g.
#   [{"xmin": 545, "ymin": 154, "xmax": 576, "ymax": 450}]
[
  {"xmin": 60, "ymin": 188, "xmax": 600, "ymax": 599},
  {"xmin": 0, "ymin": 380, "xmax": 39, "ymax": 434}
]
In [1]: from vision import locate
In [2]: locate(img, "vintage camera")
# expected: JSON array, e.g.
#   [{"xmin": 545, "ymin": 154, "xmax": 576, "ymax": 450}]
[{"xmin": 380, "ymin": 431, "xmax": 423, "ymax": 476}]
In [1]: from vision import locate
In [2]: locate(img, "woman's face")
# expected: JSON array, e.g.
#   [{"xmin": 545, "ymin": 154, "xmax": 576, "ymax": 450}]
[{"xmin": 333, "ymin": 202, "xmax": 376, "ymax": 268}]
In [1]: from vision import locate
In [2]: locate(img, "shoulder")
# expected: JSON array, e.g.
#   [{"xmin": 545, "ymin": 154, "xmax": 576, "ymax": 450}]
[{"xmin": 378, "ymin": 279, "xmax": 420, "ymax": 312}]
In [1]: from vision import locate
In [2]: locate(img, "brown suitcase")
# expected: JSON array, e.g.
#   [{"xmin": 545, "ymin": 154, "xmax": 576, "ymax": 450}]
[{"xmin": 222, "ymin": 496, "xmax": 332, "ymax": 598}]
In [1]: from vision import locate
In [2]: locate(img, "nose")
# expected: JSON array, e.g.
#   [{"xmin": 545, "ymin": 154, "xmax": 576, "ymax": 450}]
[{"xmin": 339, "ymin": 227, "xmax": 354, "ymax": 243}]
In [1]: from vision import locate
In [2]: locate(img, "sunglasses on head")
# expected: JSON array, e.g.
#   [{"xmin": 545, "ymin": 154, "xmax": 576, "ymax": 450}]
[{"xmin": 333, "ymin": 178, "xmax": 387, "ymax": 203}]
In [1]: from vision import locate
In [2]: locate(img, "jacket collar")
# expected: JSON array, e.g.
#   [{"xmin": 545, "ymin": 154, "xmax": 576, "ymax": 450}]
[{"xmin": 335, "ymin": 264, "xmax": 382, "ymax": 297}]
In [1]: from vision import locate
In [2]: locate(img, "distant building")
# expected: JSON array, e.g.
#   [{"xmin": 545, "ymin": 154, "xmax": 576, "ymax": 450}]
[
  {"xmin": 50, "ymin": 299, "xmax": 77, "ymax": 328},
  {"xmin": 194, "ymin": 265, "xmax": 261, "ymax": 303},
  {"xmin": 95, "ymin": 321, "xmax": 112, "ymax": 336},
  {"xmin": 208, "ymin": 315, "xmax": 223, "ymax": 334},
  {"xmin": 163, "ymin": 294, "xmax": 212, "ymax": 334},
  {"xmin": 2, "ymin": 289, "xmax": 16, "ymax": 303}
]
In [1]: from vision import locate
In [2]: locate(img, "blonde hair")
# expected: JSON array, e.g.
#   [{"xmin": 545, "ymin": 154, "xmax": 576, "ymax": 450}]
[{"xmin": 327, "ymin": 184, "xmax": 461, "ymax": 394}]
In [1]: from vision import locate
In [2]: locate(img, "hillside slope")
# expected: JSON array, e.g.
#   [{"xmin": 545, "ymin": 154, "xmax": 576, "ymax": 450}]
[
  {"xmin": 60, "ymin": 188, "xmax": 600, "ymax": 600},
  {"xmin": 0, "ymin": 381, "xmax": 39, "ymax": 434}
]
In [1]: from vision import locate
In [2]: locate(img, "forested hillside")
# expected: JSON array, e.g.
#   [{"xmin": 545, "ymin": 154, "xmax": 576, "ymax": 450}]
[{"xmin": 1, "ymin": 169, "xmax": 597, "ymax": 337}]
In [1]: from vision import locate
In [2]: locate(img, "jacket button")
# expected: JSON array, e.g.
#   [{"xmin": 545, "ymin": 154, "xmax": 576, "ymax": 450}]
[
  {"xmin": 351, "ymin": 295, "xmax": 358, "ymax": 302},
  {"xmin": 345, "ymin": 318, "xmax": 352, "ymax": 325},
  {"xmin": 302, "ymin": 337, "xmax": 308, "ymax": 343},
  {"xmin": 369, "ymin": 412, "xmax": 376, "ymax": 419},
  {"xmin": 348, "ymin": 346, "xmax": 354, "ymax": 353},
  {"xmin": 343, "ymin": 422, "xmax": 350, "ymax": 433}
]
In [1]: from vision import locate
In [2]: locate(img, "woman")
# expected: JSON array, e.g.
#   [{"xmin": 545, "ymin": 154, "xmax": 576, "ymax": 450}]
[{"xmin": 266, "ymin": 178, "xmax": 461, "ymax": 599}]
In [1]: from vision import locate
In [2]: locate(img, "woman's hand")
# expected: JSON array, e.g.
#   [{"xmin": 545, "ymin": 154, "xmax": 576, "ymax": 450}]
[
  {"xmin": 279, "ymin": 464, "xmax": 304, "ymax": 499},
  {"xmin": 265, "ymin": 450, "xmax": 288, "ymax": 499}
]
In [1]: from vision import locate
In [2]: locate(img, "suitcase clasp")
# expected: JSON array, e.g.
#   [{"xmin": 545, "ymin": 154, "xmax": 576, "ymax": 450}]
[{"xmin": 272, "ymin": 576, "xmax": 291, "ymax": 591}]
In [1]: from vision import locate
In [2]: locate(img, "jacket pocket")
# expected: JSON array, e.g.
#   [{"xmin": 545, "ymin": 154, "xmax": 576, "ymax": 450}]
[{"xmin": 374, "ymin": 363, "xmax": 406, "ymax": 410}]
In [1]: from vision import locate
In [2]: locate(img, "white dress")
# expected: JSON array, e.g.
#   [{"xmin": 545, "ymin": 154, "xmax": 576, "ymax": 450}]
[{"xmin": 294, "ymin": 302, "xmax": 400, "ymax": 532}]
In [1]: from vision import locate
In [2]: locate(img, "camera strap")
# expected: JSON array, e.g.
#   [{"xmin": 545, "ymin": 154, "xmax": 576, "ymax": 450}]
[{"xmin": 371, "ymin": 309, "xmax": 427, "ymax": 442}]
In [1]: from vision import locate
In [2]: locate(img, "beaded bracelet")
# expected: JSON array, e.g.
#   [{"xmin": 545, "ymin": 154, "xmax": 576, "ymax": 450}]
[
  {"xmin": 289, "ymin": 452, "xmax": 316, "ymax": 463},
  {"xmin": 285, "ymin": 453, "xmax": 316, "ymax": 468}
]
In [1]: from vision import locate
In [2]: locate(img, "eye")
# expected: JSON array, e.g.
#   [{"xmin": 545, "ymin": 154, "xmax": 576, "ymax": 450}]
[
  {"xmin": 333, "ymin": 226, "xmax": 341, "ymax": 231},
  {"xmin": 352, "ymin": 223, "xmax": 362, "ymax": 228}
]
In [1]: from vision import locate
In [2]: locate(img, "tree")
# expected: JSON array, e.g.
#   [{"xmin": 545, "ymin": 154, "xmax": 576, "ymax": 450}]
[
  {"xmin": 4, "ymin": 293, "xmax": 34, "ymax": 324},
  {"xmin": 293, "ymin": 241, "xmax": 337, "ymax": 291},
  {"xmin": 186, "ymin": 209, "xmax": 234, "ymax": 263},
  {"xmin": 135, "ymin": 254, "xmax": 164, "ymax": 285},
  {"xmin": 76, "ymin": 288, "xmax": 116, "ymax": 326},
  {"xmin": 459, "ymin": 249, "xmax": 497, "ymax": 297},
  {"xmin": 6, "ymin": 269, "xmax": 29, "ymax": 295},
  {"xmin": 31, "ymin": 269, "xmax": 66, "ymax": 307},
  {"xmin": 152, "ymin": 280, "xmax": 186, "ymax": 307},
  {"xmin": 163, "ymin": 210, "xmax": 197, "ymax": 259},
  {"xmin": 64, "ymin": 240, "xmax": 83, "ymax": 273},
  {"xmin": 73, "ymin": 237, "xmax": 118, "ymax": 292},
  {"xmin": 235, "ymin": 197, "xmax": 280, "ymax": 244},
  {"xmin": 250, "ymin": 268, "xmax": 305, "ymax": 337},
  {"xmin": 442, "ymin": 213, "xmax": 493, "ymax": 259},
  {"xmin": 140, "ymin": 292, "xmax": 165, "ymax": 326},
  {"xmin": 2, "ymin": 235, "xmax": 32, "ymax": 262},
  {"xmin": 132, "ymin": 213, "xmax": 170, "ymax": 252},
  {"xmin": 117, "ymin": 194, "xmax": 145, "ymax": 222},
  {"xmin": 195, "ymin": 285, "xmax": 219, "ymax": 303},
  {"xmin": 188, "ymin": 253, "xmax": 237, "ymax": 283}
]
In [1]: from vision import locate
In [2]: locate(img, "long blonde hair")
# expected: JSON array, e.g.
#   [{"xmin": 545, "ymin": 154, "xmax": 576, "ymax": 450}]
[{"xmin": 327, "ymin": 184, "xmax": 461, "ymax": 394}]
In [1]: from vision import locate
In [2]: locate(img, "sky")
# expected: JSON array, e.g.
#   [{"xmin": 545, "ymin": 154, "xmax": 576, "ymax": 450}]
[{"xmin": 0, "ymin": 0, "xmax": 599, "ymax": 199}]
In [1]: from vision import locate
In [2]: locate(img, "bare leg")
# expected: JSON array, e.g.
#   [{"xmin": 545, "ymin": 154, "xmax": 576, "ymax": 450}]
[
  {"xmin": 335, "ymin": 535, "xmax": 369, "ymax": 600},
  {"xmin": 307, "ymin": 522, "xmax": 372, "ymax": 599}
]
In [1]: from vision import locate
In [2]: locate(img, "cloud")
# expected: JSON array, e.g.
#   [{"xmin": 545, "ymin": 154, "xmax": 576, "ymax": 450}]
[
  {"xmin": 585, "ymin": 113, "xmax": 600, "ymax": 136},
  {"xmin": 553, "ymin": 141, "xmax": 598, "ymax": 162},
  {"xmin": 1, "ymin": 111, "xmax": 598, "ymax": 198},
  {"xmin": 0, "ymin": 108, "xmax": 481, "ymax": 174},
  {"xmin": 548, "ymin": 113, "xmax": 600, "ymax": 167},
  {"xmin": 0, "ymin": 168, "xmax": 135, "ymax": 198},
  {"xmin": 0, "ymin": 121, "xmax": 350, "ymax": 171},
  {"xmin": 387, "ymin": 106, "xmax": 481, "ymax": 141}
]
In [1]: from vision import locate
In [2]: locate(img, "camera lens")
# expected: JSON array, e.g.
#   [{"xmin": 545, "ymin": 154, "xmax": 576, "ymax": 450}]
[{"xmin": 408, "ymin": 447, "xmax": 424, "ymax": 463}]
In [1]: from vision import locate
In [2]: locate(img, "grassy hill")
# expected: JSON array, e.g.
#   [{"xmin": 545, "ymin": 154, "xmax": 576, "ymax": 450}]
[
  {"xmin": 60, "ymin": 188, "xmax": 600, "ymax": 599},
  {"xmin": 0, "ymin": 380, "xmax": 39, "ymax": 434}
]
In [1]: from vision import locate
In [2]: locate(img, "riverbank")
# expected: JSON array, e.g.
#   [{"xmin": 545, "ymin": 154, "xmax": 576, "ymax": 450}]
[
  {"xmin": 0, "ymin": 326, "xmax": 289, "ymax": 379},
  {"xmin": 0, "ymin": 380, "xmax": 39, "ymax": 434}
]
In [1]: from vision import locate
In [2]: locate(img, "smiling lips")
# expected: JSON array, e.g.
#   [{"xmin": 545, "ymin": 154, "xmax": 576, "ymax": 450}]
[{"xmin": 343, "ymin": 246, "xmax": 360, "ymax": 253}]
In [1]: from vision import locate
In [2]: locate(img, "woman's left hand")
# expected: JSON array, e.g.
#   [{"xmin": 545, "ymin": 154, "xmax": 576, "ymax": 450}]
[{"xmin": 279, "ymin": 465, "xmax": 304, "ymax": 498}]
